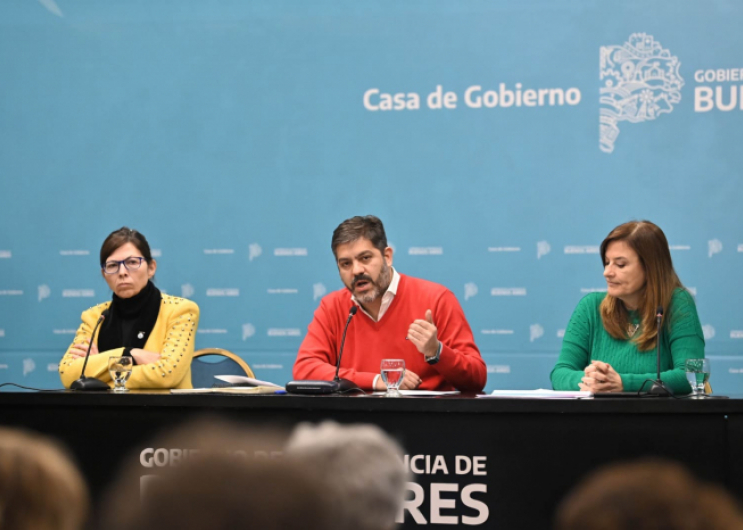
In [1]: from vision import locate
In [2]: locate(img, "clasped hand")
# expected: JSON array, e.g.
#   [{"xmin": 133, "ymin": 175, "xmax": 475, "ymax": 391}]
[
  {"xmin": 375, "ymin": 369, "xmax": 422, "ymax": 391},
  {"xmin": 579, "ymin": 361, "xmax": 623, "ymax": 392}
]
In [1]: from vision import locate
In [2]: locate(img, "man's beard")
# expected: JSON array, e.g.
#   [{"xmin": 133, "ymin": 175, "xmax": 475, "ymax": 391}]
[{"xmin": 351, "ymin": 262, "xmax": 392, "ymax": 305}]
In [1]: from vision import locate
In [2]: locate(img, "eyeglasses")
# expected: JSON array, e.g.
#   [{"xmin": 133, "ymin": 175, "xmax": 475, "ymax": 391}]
[{"xmin": 103, "ymin": 256, "xmax": 146, "ymax": 275}]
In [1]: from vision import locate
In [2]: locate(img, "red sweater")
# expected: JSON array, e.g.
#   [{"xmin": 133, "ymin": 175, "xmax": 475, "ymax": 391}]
[{"xmin": 293, "ymin": 274, "xmax": 486, "ymax": 392}]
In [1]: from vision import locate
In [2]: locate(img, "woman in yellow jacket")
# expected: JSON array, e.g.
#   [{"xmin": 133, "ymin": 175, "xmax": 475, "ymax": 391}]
[{"xmin": 59, "ymin": 227, "xmax": 199, "ymax": 389}]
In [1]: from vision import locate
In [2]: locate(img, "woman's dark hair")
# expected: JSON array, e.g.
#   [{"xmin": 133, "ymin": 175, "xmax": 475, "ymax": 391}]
[
  {"xmin": 331, "ymin": 216, "xmax": 388, "ymax": 258},
  {"xmin": 599, "ymin": 220, "xmax": 683, "ymax": 351},
  {"xmin": 99, "ymin": 227, "xmax": 153, "ymax": 267}
]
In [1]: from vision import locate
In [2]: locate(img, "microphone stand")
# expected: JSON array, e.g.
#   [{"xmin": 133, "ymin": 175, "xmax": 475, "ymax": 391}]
[
  {"xmin": 646, "ymin": 306, "xmax": 673, "ymax": 397},
  {"xmin": 286, "ymin": 306, "xmax": 359, "ymax": 394},
  {"xmin": 70, "ymin": 310, "xmax": 110, "ymax": 391},
  {"xmin": 332, "ymin": 306, "xmax": 358, "ymax": 392}
]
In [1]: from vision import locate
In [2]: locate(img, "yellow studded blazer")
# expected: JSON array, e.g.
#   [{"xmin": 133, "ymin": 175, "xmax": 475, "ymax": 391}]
[{"xmin": 59, "ymin": 294, "xmax": 199, "ymax": 389}]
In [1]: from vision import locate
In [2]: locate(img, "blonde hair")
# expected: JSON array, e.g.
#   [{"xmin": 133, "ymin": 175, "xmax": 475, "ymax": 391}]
[
  {"xmin": 599, "ymin": 220, "xmax": 683, "ymax": 351},
  {"xmin": 0, "ymin": 428, "xmax": 89, "ymax": 530}
]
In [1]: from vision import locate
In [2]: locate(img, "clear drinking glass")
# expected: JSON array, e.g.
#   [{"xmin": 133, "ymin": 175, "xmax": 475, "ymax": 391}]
[
  {"xmin": 380, "ymin": 359, "xmax": 406, "ymax": 398},
  {"xmin": 108, "ymin": 356, "xmax": 133, "ymax": 392},
  {"xmin": 685, "ymin": 358, "xmax": 710, "ymax": 398}
]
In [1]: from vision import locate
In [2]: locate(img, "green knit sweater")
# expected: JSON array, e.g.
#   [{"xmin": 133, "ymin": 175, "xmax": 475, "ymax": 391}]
[{"xmin": 550, "ymin": 289, "xmax": 704, "ymax": 394}]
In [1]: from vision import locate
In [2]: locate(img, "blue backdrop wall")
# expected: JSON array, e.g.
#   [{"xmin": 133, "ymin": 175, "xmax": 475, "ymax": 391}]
[{"xmin": 1, "ymin": 0, "xmax": 742, "ymax": 393}]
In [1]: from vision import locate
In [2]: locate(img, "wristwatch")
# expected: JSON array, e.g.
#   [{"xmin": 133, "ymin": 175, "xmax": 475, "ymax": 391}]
[{"xmin": 426, "ymin": 341, "xmax": 442, "ymax": 365}]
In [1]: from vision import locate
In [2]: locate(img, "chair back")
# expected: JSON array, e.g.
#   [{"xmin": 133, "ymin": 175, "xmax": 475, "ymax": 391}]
[{"xmin": 191, "ymin": 348, "xmax": 255, "ymax": 388}]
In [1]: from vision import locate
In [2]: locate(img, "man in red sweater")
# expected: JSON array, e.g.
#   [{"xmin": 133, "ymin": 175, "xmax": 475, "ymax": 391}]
[{"xmin": 293, "ymin": 215, "xmax": 486, "ymax": 392}]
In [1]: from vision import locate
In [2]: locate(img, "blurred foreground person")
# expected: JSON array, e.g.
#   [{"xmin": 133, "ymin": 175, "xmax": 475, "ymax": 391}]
[
  {"xmin": 554, "ymin": 459, "xmax": 743, "ymax": 530},
  {"xmin": 0, "ymin": 427, "xmax": 89, "ymax": 530},
  {"xmin": 285, "ymin": 421, "xmax": 409, "ymax": 530},
  {"xmin": 102, "ymin": 418, "xmax": 336, "ymax": 530}
]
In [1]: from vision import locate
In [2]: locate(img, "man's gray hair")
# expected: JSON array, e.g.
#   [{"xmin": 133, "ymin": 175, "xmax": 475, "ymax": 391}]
[{"xmin": 285, "ymin": 421, "xmax": 409, "ymax": 530}]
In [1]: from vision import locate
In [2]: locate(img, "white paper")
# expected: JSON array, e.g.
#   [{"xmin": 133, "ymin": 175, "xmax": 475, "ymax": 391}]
[
  {"xmin": 371, "ymin": 390, "xmax": 460, "ymax": 396},
  {"xmin": 478, "ymin": 389, "xmax": 592, "ymax": 399},
  {"xmin": 214, "ymin": 375, "xmax": 282, "ymax": 388},
  {"xmin": 170, "ymin": 386, "xmax": 284, "ymax": 395}
]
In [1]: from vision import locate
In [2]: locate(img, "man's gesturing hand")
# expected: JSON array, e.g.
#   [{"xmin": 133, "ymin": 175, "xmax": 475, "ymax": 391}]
[{"xmin": 407, "ymin": 309, "xmax": 440, "ymax": 359}]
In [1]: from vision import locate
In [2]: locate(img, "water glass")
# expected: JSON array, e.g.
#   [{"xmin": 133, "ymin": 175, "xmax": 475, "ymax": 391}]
[
  {"xmin": 685, "ymin": 358, "xmax": 710, "ymax": 398},
  {"xmin": 380, "ymin": 359, "xmax": 405, "ymax": 398},
  {"xmin": 109, "ymin": 356, "xmax": 133, "ymax": 392}
]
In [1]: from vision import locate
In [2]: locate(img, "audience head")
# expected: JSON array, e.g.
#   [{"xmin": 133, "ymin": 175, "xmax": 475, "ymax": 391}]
[
  {"xmin": 599, "ymin": 220, "xmax": 682, "ymax": 350},
  {"xmin": 103, "ymin": 417, "xmax": 336, "ymax": 530},
  {"xmin": 285, "ymin": 421, "xmax": 408, "ymax": 530},
  {"xmin": 0, "ymin": 427, "xmax": 89, "ymax": 530},
  {"xmin": 554, "ymin": 459, "xmax": 743, "ymax": 530}
]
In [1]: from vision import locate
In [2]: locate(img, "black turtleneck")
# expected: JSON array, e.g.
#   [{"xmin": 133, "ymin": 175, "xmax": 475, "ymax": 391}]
[{"xmin": 98, "ymin": 280, "xmax": 162, "ymax": 361}]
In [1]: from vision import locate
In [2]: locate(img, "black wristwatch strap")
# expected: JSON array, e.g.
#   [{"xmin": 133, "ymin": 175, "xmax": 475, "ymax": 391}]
[{"xmin": 426, "ymin": 342, "xmax": 442, "ymax": 365}]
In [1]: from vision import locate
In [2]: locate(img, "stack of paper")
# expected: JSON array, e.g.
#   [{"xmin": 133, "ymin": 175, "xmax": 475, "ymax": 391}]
[
  {"xmin": 170, "ymin": 374, "xmax": 285, "ymax": 395},
  {"xmin": 214, "ymin": 375, "xmax": 282, "ymax": 387},
  {"xmin": 171, "ymin": 386, "xmax": 284, "ymax": 395}
]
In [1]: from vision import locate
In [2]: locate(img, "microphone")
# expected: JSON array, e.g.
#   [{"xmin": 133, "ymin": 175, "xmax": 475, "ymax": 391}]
[
  {"xmin": 332, "ymin": 305, "xmax": 358, "ymax": 391},
  {"xmin": 70, "ymin": 309, "xmax": 111, "ymax": 391},
  {"xmin": 647, "ymin": 305, "xmax": 673, "ymax": 397},
  {"xmin": 286, "ymin": 305, "xmax": 360, "ymax": 394}
]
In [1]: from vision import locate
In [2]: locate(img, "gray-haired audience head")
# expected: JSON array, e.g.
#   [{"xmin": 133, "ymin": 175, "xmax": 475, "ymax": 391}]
[{"xmin": 285, "ymin": 421, "xmax": 409, "ymax": 530}]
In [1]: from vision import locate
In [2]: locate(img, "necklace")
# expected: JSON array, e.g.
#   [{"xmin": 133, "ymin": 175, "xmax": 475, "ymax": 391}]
[{"xmin": 627, "ymin": 323, "xmax": 640, "ymax": 337}]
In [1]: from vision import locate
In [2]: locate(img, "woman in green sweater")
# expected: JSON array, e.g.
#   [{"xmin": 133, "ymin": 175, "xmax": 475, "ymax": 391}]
[{"xmin": 551, "ymin": 220, "xmax": 704, "ymax": 394}]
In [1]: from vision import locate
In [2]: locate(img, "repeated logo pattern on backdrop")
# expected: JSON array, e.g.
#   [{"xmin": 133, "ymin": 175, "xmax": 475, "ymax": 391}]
[{"xmin": 0, "ymin": 1, "xmax": 742, "ymax": 393}]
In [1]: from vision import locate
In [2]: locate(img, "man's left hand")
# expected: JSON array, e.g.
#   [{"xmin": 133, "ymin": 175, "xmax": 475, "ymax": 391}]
[{"xmin": 407, "ymin": 309, "xmax": 440, "ymax": 359}]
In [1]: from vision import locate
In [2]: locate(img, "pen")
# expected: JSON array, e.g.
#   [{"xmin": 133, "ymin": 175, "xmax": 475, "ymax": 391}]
[{"xmin": 274, "ymin": 389, "xmax": 287, "ymax": 395}]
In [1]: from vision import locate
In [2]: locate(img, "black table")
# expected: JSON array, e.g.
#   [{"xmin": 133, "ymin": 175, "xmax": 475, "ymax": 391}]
[{"xmin": 1, "ymin": 391, "xmax": 741, "ymax": 529}]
